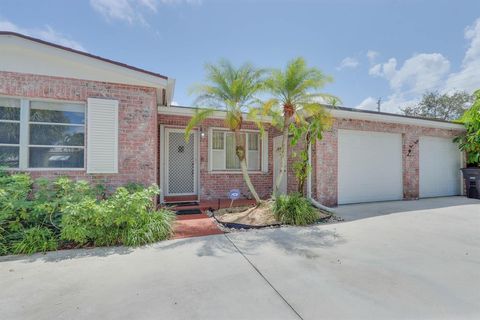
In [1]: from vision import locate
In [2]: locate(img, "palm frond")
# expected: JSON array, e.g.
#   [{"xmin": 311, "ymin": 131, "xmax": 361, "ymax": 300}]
[
  {"xmin": 266, "ymin": 57, "xmax": 336, "ymax": 112},
  {"xmin": 224, "ymin": 110, "xmax": 243, "ymax": 131},
  {"xmin": 189, "ymin": 59, "xmax": 266, "ymax": 116},
  {"xmin": 185, "ymin": 108, "xmax": 216, "ymax": 141}
]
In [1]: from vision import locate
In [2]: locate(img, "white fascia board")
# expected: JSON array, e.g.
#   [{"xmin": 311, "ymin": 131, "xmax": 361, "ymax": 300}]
[
  {"xmin": 158, "ymin": 106, "xmax": 273, "ymax": 122},
  {"xmin": 330, "ymin": 108, "xmax": 465, "ymax": 130},
  {"xmin": 165, "ymin": 79, "xmax": 176, "ymax": 106},
  {"xmin": 0, "ymin": 36, "xmax": 168, "ymax": 89},
  {"xmin": 159, "ymin": 106, "xmax": 464, "ymax": 130}
]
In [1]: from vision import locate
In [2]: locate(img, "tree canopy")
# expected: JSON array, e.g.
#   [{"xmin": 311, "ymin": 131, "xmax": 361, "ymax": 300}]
[{"xmin": 401, "ymin": 91, "xmax": 473, "ymax": 121}]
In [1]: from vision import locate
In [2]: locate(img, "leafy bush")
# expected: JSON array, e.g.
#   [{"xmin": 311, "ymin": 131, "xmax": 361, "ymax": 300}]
[
  {"xmin": 61, "ymin": 185, "xmax": 174, "ymax": 247},
  {"xmin": 0, "ymin": 171, "xmax": 174, "ymax": 256},
  {"xmin": 10, "ymin": 227, "xmax": 58, "ymax": 255},
  {"xmin": 274, "ymin": 193, "xmax": 318, "ymax": 225},
  {"xmin": 454, "ymin": 89, "xmax": 480, "ymax": 166}
]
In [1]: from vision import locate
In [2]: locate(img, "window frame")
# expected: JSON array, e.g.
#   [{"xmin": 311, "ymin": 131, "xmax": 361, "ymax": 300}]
[
  {"xmin": 0, "ymin": 98, "xmax": 21, "ymax": 168},
  {"xmin": 0, "ymin": 96, "xmax": 86, "ymax": 171},
  {"xmin": 208, "ymin": 128, "xmax": 262, "ymax": 173}
]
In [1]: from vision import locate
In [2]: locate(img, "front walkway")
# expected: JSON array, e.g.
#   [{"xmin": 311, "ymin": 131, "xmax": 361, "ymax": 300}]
[
  {"xmin": 173, "ymin": 213, "xmax": 223, "ymax": 239},
  {"xmin": 170, "ymin": 199, "xmax": 256, "ymax": 239},
  {"xmin": 1, "ymin": 197, "xmax": 479, "ymax": 319}
]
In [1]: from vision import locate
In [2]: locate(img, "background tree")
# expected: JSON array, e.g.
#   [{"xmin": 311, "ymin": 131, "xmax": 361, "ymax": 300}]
[
  {"xmin": 454, "ymin": 89, "xmax": 480, "ymax": 166},
  {"xmin": 402, "ymin": 90, "xmax": 473, "ymax": 121},
  {"xmin": 263, "ymin": 57, "xmax": 336, "ymax": 195},
  {"xmin": 185, "ymin": 60, "xmax": 265, "ymax": 203}
]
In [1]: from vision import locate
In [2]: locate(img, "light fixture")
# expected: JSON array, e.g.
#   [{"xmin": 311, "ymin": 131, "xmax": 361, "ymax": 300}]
[{"xmin": 200, "ymin": 127, "xmax": 206, "ymax": 139}]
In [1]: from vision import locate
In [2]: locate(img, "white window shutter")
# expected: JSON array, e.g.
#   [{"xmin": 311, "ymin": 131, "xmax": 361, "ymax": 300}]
[
  {"xmin": 208, "ymin": 128, "xmax": 213, "ymax": 172},
  {"xmin": 87, "ymin": 98, "xmax": 119, "ymax": 174},
  {"xmin": 261, "ymin": 131, "xmax": 268, "ymax": 173}
]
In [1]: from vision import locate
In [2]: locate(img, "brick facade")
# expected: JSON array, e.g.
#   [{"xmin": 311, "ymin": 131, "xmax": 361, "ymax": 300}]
[
  {"xmin": 314, "ymin": 118, "xmax": 464, "ymax": 206},
  {"xmin": 1, "ymin": 72, "xmax": 464, "ymax": 205},
  {"xmin": 158, "ymin": 113, "xmax": 274, "ymax": 200},
  {"xmin": 0, "ymin": 71, "xmax": 158, "ymax": 189}
]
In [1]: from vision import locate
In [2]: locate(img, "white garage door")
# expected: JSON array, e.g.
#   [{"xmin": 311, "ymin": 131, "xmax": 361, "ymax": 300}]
[
  {"xmin": 338, "ymin": 130, "xmax": 403, "ymax": 204},
  {"xmin": 419, "ymin": 136, "xmax": 461, "ymax": 198}
]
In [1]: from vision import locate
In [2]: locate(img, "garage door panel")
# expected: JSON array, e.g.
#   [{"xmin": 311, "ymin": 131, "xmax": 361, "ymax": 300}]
[
  {"xmin": 338, "ymin": 130, "xmax": 403, "ymax": 204},
  {"xmin": 419, "ymin": 136, "xmax": 461, "ymax": 198}
]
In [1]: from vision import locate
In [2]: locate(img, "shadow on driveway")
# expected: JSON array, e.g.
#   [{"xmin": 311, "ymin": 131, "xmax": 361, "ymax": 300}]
[
  {"xmin": 227, "ymin": 227, "xmax": 346, "ymax": 259},
  {"xmin": 156, "ymin": 226, "xmax": 346, "ymax": 259},
  {"xmin": 0, "ymin": 245, "xmax": 135, "ymax": 264},
  {"xmin": 1, "ymin": 220, "xmax": 347, "ymax": 264}
]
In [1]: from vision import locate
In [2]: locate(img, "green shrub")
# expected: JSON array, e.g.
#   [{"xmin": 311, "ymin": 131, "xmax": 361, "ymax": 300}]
[
  {"xmin": 61, "ymin": 185, "xmax": 175, "ymax": 247},
  {"xmin": 124, "ymin": 182, "xmax": 146, "ymax": 193},
  {"xmin": 10, "ymin": 226, "xmax": 58, "ymax": 255},
  {"xmin": 454, "ymin": 89, "xmax": 480, "ymax": 166},
  {"xmin": 0, "ymin": 226, "xmax": 8, "ymax": 256},
  {"xmin": 0, "ymin": 171, "xmax": 173, "ymax": 256},
  {"xmin": 274, "ymin": 193, "xmax": 318, "ymax": 225}
]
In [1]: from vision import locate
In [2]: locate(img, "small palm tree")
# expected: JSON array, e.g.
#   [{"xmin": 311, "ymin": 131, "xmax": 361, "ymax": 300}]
[
  {"xmin": 185, "ymin": 60, "xmax": 265, "ymax": 203},
  {"xmin": 264, "ymin": 57, "xmax": 337, "ymax": 195}
]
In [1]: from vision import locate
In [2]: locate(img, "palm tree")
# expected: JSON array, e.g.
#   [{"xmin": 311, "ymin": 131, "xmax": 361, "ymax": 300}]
[
  {"xmin": 185, "ymin": 60, "xmax": 265, "ymax": 204},
  {"xmin": 264, "ymin": 57, "xmax": 337, "ymax": 195},
  {"xmin": 290, "ymin": 109, "xmax": 333, "ymax": 195}
]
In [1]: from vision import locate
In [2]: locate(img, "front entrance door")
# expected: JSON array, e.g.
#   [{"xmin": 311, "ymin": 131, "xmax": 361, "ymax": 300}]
[
  {"xmin": 165, "ymin": 128, "xmax": 198, "ymax": 196},
  {"xmin": 273, "ymin": 135, "xmax": 287, "ymax": 195}
]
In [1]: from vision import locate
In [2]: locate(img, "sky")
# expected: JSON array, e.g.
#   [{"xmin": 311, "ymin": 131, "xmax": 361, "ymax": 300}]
[{"xmin": 1, "ymin": 0, "xmax": 480, "ymax": 113}]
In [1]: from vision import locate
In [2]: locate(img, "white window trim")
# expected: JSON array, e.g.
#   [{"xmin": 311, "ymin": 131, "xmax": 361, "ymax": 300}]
[
  {"xmin": 0, "ymin": 99, "xmax": 21, "ymax": 169},
  {"xmin": 0, "ymin": 96, "xmax": 86, "ymax": 171},
  {"xmin": 208, "ymin": 127, "xmax": 265, "ymax": 174}
]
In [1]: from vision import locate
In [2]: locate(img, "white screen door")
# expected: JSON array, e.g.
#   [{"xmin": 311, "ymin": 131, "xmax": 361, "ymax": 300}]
[{"xmin": 165, "ymin": 129, "xmax": 197, "ymax": 196}]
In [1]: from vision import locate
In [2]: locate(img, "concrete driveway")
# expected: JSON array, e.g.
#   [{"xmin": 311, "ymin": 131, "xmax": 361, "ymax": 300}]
[{"xmin": 1, "ymin": 197, "xmax": 479, "ymax": 320}]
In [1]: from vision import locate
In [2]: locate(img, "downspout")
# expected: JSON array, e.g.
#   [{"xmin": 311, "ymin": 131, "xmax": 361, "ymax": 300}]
[{"xmin": 306, "ymin": 141, "xmax": 336, "ymax": 214}]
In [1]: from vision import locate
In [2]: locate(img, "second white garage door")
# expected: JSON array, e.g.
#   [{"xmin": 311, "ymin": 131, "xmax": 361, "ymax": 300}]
[
  {"xmin": 338, "ymin": 130, "xmax": 403, "ymax": 204},
  {"xmin": 419, "ymin": 136, "xmax": 461, "ymax": 198}
]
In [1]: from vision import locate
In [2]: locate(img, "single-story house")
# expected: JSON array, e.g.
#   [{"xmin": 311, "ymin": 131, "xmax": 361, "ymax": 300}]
[{"xmin": 0, "ymin": 32, "xmax": 465, "ymax": 207}]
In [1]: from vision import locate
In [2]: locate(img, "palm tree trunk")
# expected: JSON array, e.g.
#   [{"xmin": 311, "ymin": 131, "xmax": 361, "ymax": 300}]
[
  {"xmin": 297, "ymin": 132, "xmax": 311, "ymax": 195},
  {"xmin": 234, "ymin": 130, "xmax": 261, "ymax": 204},
  {"xmin": 240, "ymin": 158, "xmax": 261, "ymax": 203},
  {"xmin": 274, "ymin": 105, "xmax": 293, "ymax": 196}
]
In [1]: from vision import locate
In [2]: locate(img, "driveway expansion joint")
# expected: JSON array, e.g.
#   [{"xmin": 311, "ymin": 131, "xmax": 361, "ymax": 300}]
[{"xmin": 224, "ymin": 234, "xmax": 304, "ymax": 320}]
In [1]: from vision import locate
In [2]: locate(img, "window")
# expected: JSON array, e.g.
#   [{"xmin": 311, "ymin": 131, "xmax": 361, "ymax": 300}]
[
  {"xmin": 210, "ymin": 130, "xmax": 261, "ymax": 171},
  {"xmin": 0, "ymin": 97, "xmax": 86, "ymax": 169},
  {"xmin": 248, "ymin": 133, "xmax": 260, "ymax": 171},
  {"xmin": 225, "ymin": 133, "xmax": 240, "ymax": 169},
  {"xmin": 28, "ymin": 101, "xmax": 85, "ymax": 168},
  {"xmin": 0, "ymin": 98, "xmax": 21, "ymax": 168}
]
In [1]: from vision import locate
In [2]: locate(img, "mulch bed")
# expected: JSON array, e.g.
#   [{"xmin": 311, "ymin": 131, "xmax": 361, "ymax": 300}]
[{"xmin": 209, "ymin": 200, "xmax": 337, "ymax": 232}]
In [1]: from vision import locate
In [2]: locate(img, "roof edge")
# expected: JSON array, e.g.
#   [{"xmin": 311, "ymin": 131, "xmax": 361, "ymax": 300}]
[
  {"xmin": 0, "ymin": 31, "xmax": 168, "ymax": 80},
  {"xmin": 162, "ymin": 105, "xmax": 465, "ymax": 130},
  {"xmin": 329, "ymin": 105, "xmax": 461, "ymax": 125}
]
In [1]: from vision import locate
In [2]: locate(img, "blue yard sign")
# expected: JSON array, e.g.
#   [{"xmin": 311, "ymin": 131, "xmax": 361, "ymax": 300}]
[{"xmin": 228, "ymin": 189, "xmax": 241, "ymax": 207}]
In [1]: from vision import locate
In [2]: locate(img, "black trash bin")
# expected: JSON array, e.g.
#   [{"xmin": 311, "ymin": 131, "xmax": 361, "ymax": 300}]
[{"xmin": 461, "ymin": 168, "xmax": 480, "ymax": 199}]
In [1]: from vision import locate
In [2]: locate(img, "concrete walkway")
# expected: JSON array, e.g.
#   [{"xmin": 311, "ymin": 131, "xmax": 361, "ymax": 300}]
[{"xmin": 1, "ymin": 197, "xmax": 479, "ymax": 319}]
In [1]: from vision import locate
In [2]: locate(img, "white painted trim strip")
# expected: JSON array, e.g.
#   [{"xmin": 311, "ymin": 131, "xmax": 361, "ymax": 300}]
[
  {"xmin": 19, "ymin": 99, "xmax": 29, "ymax": 169},
  {"xmin": 158, "ymin": 106, "xmax": 272, "ymax": 122},
  {"xmin": 330, "ymin": 109, "xmax": 464, "ymax": 130},
  {"xmin": 159, "ymin": 106, "xmax": 464, "ymax": 130}
]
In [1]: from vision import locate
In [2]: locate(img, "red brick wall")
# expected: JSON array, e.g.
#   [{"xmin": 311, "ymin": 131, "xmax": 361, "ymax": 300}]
[
  {"xmin": 285, "ymin": 137, "xmax": 305, "ymax": 194},
  {"xmin": 158, "ymin": 113, "xmax": 274, "ymax": 200},
  {"xmin": 314, "ymin": 118, "xmax": 464, "ymax": 206},
  {"xmin": 0, "ymin": 71, "xmax": 158, "ymax": 190}
]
